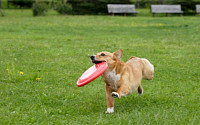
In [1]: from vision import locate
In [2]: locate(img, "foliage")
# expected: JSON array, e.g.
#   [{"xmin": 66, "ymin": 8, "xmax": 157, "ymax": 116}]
[
  {"xmin": 9, "ymin": 0, "xmax": 35, "ymax": 8},
  {"xmin": 32, "ymin": 2, "xmax": 48, "ymax": 16},
  {"xmin": 167, "ymin": 0, "xmax": 200, "ymax": 15},
  {"xmin": 132, "ymin": 0, "xmax": 161, "ymax": 8},
  {"xmin": 68, "ymin": 0, "xmax": 133, "ymax": 15},
  {"xmin": 55, "ymin": 3, "xmax": 72, "ymax": 15}
]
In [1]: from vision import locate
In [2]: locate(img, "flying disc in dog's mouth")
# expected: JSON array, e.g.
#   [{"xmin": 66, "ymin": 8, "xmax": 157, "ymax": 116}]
[{"xmin": 77, "ymin": 61, "xmax": 108, "ymax": 87}]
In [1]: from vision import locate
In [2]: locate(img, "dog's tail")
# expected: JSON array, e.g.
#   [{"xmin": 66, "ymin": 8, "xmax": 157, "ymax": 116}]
[{"xmin": 141, "ymin": 58, "xmax": 154, "ymax": 80}]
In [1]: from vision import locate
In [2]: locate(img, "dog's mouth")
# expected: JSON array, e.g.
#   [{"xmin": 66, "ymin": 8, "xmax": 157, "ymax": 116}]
[
  {"xmin": 90, "ymin": 55, "xmax": 105, "ymax": 64},
  {"xmin": 92, "ymin": 60, "xmax": 104, "ymax": 64}
]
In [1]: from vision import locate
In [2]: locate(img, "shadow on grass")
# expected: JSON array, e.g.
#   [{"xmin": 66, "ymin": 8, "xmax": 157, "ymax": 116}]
[{"xmin": 114, "ymin": 93, "xmax": 178, "ymax": 113}]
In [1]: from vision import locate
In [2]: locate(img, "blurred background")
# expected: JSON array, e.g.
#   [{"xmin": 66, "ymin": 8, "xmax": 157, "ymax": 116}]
[{"xmin": 0, "ymin": 0, "xmax": 200, "ymax": 16}]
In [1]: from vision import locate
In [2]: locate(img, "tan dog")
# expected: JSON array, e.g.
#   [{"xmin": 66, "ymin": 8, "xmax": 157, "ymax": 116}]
[{"xmin": 90, "ymin": 49, "xmax": 154, "ymax": 113}]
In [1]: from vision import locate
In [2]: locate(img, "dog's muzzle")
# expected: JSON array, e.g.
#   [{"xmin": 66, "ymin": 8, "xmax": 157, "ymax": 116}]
[
  {"xmin": 90, "ymin": 56, "xmax": 95, "ymax": 60},
  {"xmin": 90, "ymin": 56, "xmax": 103, "ymax": 64}
]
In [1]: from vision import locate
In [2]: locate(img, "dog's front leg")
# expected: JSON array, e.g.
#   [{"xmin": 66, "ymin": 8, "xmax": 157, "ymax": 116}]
[
  {"xmin": 105, "ymin": 84, "xmax": 115, "ymax": 113},
  {"xmin": 112, "ymin": 83, "xmax": 130, "ymax": 98}
]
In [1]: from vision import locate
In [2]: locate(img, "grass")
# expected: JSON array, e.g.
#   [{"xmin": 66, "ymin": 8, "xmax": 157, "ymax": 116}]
[{"xmin": 0, "ymin": 9, "xmax": 200, "ymax": 124}]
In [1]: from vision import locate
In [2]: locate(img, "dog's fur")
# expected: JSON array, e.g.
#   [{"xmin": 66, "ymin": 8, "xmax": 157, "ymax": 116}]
[{"xmin": 90, "ymin": 49, "xmax": 154, "ymax": 113}]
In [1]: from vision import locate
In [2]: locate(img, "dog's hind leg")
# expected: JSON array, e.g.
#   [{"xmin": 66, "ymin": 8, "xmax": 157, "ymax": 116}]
[
  {"xmin": 141, "ymin": 58, "xmax": 154, "ymax": 80},
  {"xmin": 138, "ymin": 85, "xmax": 143, "ymax": 96}
]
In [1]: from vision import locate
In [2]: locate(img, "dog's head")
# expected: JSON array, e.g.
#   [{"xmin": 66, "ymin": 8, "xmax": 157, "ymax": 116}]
[{"xmin": 90, "ymin": 49, "xmax": 123, "ymax": 65}]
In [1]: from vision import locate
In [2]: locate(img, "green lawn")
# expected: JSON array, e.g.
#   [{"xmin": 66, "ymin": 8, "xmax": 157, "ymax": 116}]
[{"xmin": 0, "ymin": 9, "xmax": 200, "ymax": 124}]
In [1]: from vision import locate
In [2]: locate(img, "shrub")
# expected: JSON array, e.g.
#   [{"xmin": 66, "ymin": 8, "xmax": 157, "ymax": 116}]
[
  {"xmin": 167, "ymin": 0, "xmax": 200, "ymax": 15},
  {"xmin": 68, "ymin": 0, "xmax": 133, "ymax": 15},
  {"xmin": 9, "ymin": 0, "xmax": 35, "ymax": 8},
  {"xmin": 55, "ymin": 3, "xmax": 72, "ymax": 15},
  {"xmin": 32, "ymin": 2, "xmax": 48, "ymax": 16}
]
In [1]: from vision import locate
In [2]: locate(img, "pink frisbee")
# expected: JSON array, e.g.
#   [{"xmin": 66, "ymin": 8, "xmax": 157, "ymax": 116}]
[{"xmin": 77, "ymin": 62, "xmax": 108, "ymax": 87}]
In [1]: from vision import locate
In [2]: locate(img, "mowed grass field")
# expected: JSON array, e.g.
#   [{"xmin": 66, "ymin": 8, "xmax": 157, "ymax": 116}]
[{"xmin": 0, "ymin": 9, "xmax": 200, "ymax": 124}]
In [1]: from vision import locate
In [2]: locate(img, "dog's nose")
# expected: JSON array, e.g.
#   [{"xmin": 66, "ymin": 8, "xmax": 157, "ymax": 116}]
[{"xmin": 90, "ymin": 56, "xmax": 95, "ymax": 60}]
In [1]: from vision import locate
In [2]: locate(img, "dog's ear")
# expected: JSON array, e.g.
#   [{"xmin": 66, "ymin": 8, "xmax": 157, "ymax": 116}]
[{"xmin": 113, "ymin": 49, "xmax": 123, "ymax": 59}]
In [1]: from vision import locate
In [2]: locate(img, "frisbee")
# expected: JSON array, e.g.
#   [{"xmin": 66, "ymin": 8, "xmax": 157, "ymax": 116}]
[{"xmin": 77, "ymin": 62, "xmax": 108, "ymax": 87}]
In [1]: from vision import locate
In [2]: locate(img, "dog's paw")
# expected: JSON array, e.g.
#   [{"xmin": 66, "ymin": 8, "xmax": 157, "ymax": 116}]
[
  {"xmin": 140, "ymin": 90, "xmax": 143, "ymax": 96},
  {"xmin": 105, "ymin": 107, "xmax": 114, "ymax": 114},
  {"xmin": 112, "ymin": 92, "xmax": 119, "ymax": 98}
]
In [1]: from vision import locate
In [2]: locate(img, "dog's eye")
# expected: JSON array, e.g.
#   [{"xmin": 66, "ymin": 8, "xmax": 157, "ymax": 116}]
[{"xmin": 101, "ymin": 53, "xmax": 106, "ymax": 56}]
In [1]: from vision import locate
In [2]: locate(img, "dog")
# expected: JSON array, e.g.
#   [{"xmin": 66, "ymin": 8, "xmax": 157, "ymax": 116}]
[{"xmin": 90, "ymin": 49, "xmax": 154, "ymax": 113}]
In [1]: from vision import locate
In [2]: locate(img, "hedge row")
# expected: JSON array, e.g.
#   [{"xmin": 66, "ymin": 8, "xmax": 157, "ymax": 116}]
[
  {"xmin": 68, "ymin": 0, "xmax": 132, "ymax": 15},
  {"xmin": 68, "ymin": 0, "xmax": 200, "ymax": 15}
]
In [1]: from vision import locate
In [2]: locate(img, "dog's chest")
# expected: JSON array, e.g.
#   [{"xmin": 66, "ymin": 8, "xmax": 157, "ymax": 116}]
[{"xmin": 102, "ymin": 68, "xmax": 120, "ymax": 91}]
